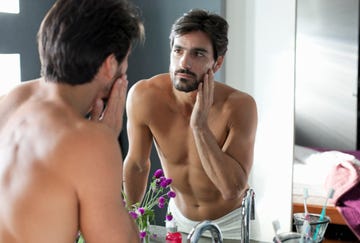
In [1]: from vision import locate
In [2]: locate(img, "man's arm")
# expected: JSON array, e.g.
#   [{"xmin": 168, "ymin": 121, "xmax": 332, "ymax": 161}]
[
  {"xmin": 190, "ymin": 70, "xmax": 258, "ymax": 200},
  {"xmin": 73, "ymin": 77, "xmax": 140, "ymax": 242},
  {"xmin": 123, "ymin": 82, "xmax": 153, "ymax": 206},
  {"xmin": 71, "ymin": 129, "xmax": 140, "ymax": 243}
]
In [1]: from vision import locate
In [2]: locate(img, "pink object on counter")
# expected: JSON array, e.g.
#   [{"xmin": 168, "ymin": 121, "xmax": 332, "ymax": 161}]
[{"xmin": 325, "ymin": 160, "xmax": 360, "ymax": 240}]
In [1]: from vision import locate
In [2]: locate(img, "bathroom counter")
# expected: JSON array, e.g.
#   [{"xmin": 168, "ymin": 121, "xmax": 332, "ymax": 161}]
[{"xmin": 148, "ymin": 225, "xmax": 268, "ymax": 243}]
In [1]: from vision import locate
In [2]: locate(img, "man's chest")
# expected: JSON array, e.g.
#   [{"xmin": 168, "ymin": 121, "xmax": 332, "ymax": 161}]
[{"xmin": 148, "ymin": 112, "xmax": 228, "ymax": 159}]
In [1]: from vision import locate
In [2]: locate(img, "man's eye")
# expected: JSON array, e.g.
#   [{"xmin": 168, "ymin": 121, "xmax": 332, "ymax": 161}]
[{"xmin": 195, "ymin": 52, "xmax": 205, "ymax": 57}]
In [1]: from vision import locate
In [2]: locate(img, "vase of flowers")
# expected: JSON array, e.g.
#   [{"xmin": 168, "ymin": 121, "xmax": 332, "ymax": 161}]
[
  {"xmin": 124, "ymin": 168, "xmax": 176, "ymax": 243},
  {"xmin": 76, "ymin": 168, "xmax": 176, "ymax": 243}
]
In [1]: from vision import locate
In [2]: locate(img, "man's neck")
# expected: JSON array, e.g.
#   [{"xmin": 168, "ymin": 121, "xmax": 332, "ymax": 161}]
[{"xmin": 39, "ymin": 79, "xmax": 97, "ymax": 117}]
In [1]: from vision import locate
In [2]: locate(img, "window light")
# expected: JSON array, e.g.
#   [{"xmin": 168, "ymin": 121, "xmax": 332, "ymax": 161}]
[
  {"xmin": 0, "ymin": 54, "xmax": 21, "ymax": 95},
  {"xmin": 0, "ymin": 0, "xmax": 19, "ymax": 14}
]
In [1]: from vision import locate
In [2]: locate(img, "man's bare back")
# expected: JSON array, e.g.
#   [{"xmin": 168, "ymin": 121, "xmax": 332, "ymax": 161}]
[
  {"xmin": 0, "ymin": 0, "xmax": 145, "ymax": 241},
  {"xmin": 0, "ymin": 80, "xmax": 134, "ymax": 243},
  {"xmin": 0, "ymin": 81, "xmax": 80, "ymax": 242},
  {"xmin": 0, "ymin": 81, "xmax": 76, "ymax": 241}
]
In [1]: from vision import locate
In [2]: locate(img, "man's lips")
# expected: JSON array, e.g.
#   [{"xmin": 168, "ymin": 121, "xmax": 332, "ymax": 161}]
[{"xmin": 176, "ymin": 73, "xmax": 195, "ymax": 79}]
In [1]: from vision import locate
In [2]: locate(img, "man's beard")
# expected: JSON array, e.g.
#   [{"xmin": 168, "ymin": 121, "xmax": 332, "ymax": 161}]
[{"xmin": 172, "ymin": 69, "xmax": 200, "ymax": 93}]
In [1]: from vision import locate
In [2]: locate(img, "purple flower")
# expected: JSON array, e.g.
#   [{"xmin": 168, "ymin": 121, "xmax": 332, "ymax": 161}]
[
  {"xmin": 156, "ymin": 176, "xmax": 166, "ymax": 186},
  {"xmin": 160, "ymin": 180, "xmax": 167, "ymax": 188},
  {"xmin": 160, "ymin": 178, "xmax": 172, "ymax": 188},
  {"xmin": 158, "ymin": 196, "xmax": 165, "ymax": 204},
  {"xmin": 167, "ymin": 191, "xmax": 176, "ymax": 198},
  {"xmin": 153, "ymin": 169, "xmax": 164, "ymax": 178},
  {"xmin": 166, "ymin": 178, "xmax": 172, "ymax": 185},
  {"xmin": 138, "ymin": 207, "xmax": 145, "ymax": 215},
  {"xmin": 129, "ymin": 211, "xmax": 138, "ymax": 219},
  {"xmin": 166, "ymin": 213, "xmax": 173, "ymax": 221},
  {"xmin": 158, "ymin": 202, "xmax": 165, "ymax": 208},
  {"xmin": 139, "ymin": 231, "xmax": 147, "ymax": 239}
]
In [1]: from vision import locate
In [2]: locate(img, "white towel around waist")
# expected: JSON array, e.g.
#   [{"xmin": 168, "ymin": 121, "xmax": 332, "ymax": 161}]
[{"xmin": 168, "ymin": 198, "xmax": 243, "ymax": 240}]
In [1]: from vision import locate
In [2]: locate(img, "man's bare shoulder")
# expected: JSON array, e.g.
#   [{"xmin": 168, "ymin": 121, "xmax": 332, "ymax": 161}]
[
  {"xmin": 0, "ymin": 79, "xmax": 41, "ymax": 127},
  {"xmin": 7, "ymin": 78, "xmax": 40, "ymax": 94},
  {"xmin": 130, "ymin": 73, "xmax": 170, "ymax": 93},
  {"xmin": 215, "ymin": 81, "xmax": 257, "ymax": 109},
  {"xmin": 0, "ymin": 78, "xmax": 40, "ymax": 103},
  {"xmin": 127, "ymin": 73, "xmax": 171, "ymax": 105}
]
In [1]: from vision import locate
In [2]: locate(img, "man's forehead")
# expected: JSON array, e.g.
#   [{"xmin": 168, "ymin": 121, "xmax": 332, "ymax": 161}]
[{"xmin": 173, "ymin": 31, "xmax": 213, "ymax": 51}]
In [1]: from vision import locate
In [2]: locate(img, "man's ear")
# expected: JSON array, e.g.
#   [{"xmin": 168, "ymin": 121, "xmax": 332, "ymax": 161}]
[
  {"xmin": 213, "ymin": 56, "xmax": 224, "ymax": 73},
  {"xmin": 101, "ymin": 54, "xmax": 118, "ymax": 79}
]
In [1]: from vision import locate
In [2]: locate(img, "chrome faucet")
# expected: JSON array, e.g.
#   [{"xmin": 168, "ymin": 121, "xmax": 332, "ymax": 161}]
[
  {"xmin": 187, "ymin": 188, "xmax": 255, "ymax": 243},
  {"xmin": 187, "ymin": 220, "xmax": 223, "ymax": 243},
  {"xmin": 240, "ymin": 188, "xmax": 255, "ymax": 243}
]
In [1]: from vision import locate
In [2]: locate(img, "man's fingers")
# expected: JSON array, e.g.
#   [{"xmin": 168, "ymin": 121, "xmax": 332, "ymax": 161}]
[
  {"xmin": 104, "ymin": 77, "xmax": 128, "ymax": 116},
  {"xmin": 104, "ymin": 80, "xmax": 120, "ymax": 115},
  {"xmin": 88, "ymin": 77, "xmax": 128, "ymax": 135},
  {"xmin": 101, "ymin": 77, "xmax": 128, "ymax": 134},
  {"xmin": 89, "ymin": 98, "xmax": 104, "ymax": 121}
]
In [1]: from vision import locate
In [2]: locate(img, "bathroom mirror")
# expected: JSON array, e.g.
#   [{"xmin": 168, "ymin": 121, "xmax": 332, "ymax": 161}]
[
  {"xmin": 295, "ymin": 0, "xmax": 358, "ymax": 150},
  {"xmin": 292, "ymin": 0, "xmax": 359, "ymax": 238},
  {"xmin": 126, "ymin": 1, "xmax": 296, "ymax": 241}
]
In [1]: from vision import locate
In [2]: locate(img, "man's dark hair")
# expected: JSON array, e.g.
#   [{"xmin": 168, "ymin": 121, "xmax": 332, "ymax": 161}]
[
  {"xmin": 38, "ymin": 0, "xmax": 144, "ymax": 85},
  {"xmin": 169, "ymin": 9, "xmax": 228, "ymax": 60}
]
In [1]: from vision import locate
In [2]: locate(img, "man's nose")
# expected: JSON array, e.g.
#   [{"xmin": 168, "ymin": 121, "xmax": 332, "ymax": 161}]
[{"xmin": 180, "ymin": 53, "xmax": 192, "ymax": 69}]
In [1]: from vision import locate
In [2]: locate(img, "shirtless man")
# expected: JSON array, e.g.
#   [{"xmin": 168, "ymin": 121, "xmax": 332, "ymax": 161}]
[
  {"xmin": 123, "ymin": 9, "xmax": 258, "ymax": 239},
  {"xmin": 0, "ymin": 0, "xmax": 144, "ymax": 242}
]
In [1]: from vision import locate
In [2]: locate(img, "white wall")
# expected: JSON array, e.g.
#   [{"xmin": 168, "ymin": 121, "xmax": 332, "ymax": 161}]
[{"xmin": 225, "ymin": 0, "xmax": 296, "ymax": 241}]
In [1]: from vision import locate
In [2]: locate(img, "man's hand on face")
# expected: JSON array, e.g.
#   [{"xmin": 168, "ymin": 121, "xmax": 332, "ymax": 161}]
[
  {"xmin": 190, "ymin": 69, "xmax": 215, "ymax": 129},
  {"xmin": 89, "ymin": 76, "xmax": 128, "ymax": 136}
]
